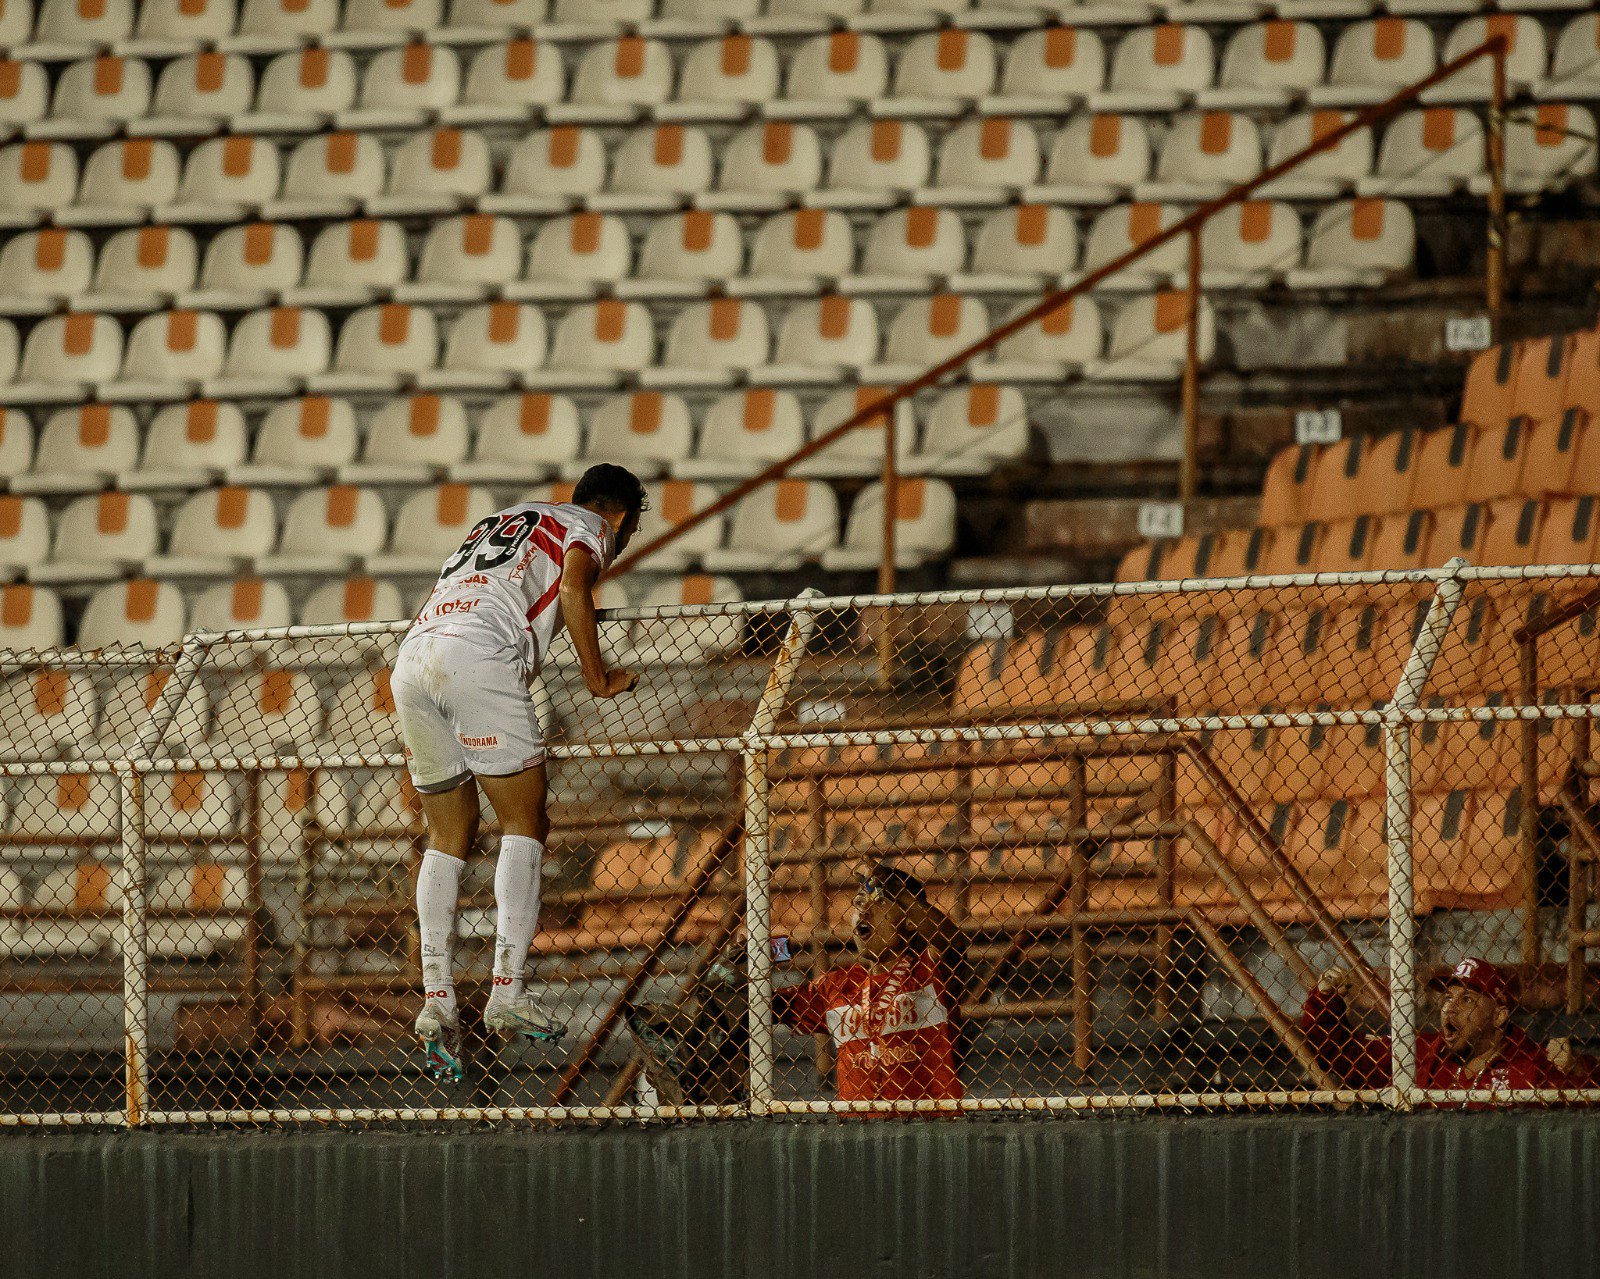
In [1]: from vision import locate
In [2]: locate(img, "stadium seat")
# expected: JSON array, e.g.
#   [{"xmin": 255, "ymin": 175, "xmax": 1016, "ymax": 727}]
[
  {"xmin": 213, "ymin": 668, "xmax": 322, "ymax": 753},
  {"xmin": 1262, "ymin": 110, "xmax": 1372, "ymax": 199},
  {"xmin": 189, "ymin": 574, "xmax": 292, "ymax": 634},
  {"xmin": 1533, "ymin": 495, "xmax": 1599, "ymax": 567},
  {"xmin": 14, "ymin": 403, "xmax": 138, "ymax": 494},
  {"xmin": 909, "ymin": 382, "xmax": 1029, "ymax": 475},
  {"xmin": 707, "ymin": 122, "xmax": 823, "ymax": 213},
  {"xmin": 1430, "ymin": 16, "xmax": 1546, "ymax": 103},
  {"xmin": 771, "ymin": 295, "xmax": 881, "ymax": 379},
  {"xmin": 781, "ymin": 32, "xmax": 889, "ymax": 111},
  {"xmin": 324, "ymin": 668, "xmax": 403, "ymax": 752},
  {"xmin": 795, "ymin": 384, "xmax": 912, "ymax": 477},
  {"xmin": 932, "ymin": 117, "xmax": 1041, "ymax": 203},
  {"xmin": 626, "ymin": 574, "xmax": 744, "ymax": 664},
  {"xmin": 496, "ymin": 127, "xmax": 607, "ymax": 210},
  {"xmin": 571, "ymin": 37, "xmax": 675, "ymax": 110},
  {"xmin": 582, "ymin": 390, "xmax": 693, "ymax": 479},
  {"xmin": 965, "ymin": 203, "xmax": 1079, "ymax": 290},
  {"xmin": 48, "ymin": 56, "xmax": 152, "ymax": 138},
  {"xmin": 149, "ymin": 484, "xmax": 277, "ymax": 577},
  {"xmin": 1463, "ymin": 418, "xmax": 1531, "ymax": 504},
  {"xmin": 271, "ymin": 131, "xmax": 385, "ymax": 220},
  {"xmin": 374, "ymin": 126, "xmax": 491, "ymax": 216},
  {"xmin": 892, "ymin": 29, "xmax": 997, "ymax": 108},
  {"xmin": 369, "ymin": 482, "xmax": 494, "ymax": 575},
  {"xmin": 323, "ymin": 302, "xmax": 439, "ymax": 393},
  {"xmin": 452, "ymin": 391, "xmax": 581, "ymax": 483},
  {"xmin": 704, "ymin": 478, "xmax": 837, "ymax": 571},
  {"xmin": 1411, "ymin": 421, "xmax": 1477, "ymax": 506},
  {"xmin": 522, "ymin": 212, "xmax": 631, "ymax": 295},
  {"xmin": 545, "ymin": 300, "xmax": 655, "ymax": 383},
  {"xmin": 112, "ymin": 307, "xmax": 227, "ymax": 397},
  {"xmin": 1423, "ymin": 502, "xmax": 1488, "ymax": 569},
  {"xmin": 659, "ymin": 297, "xmax": 771, "ymax": 384},
  {"xmin": 1478, "ymin": 496, "xmax": 1543, "ymax": 567},
  {"xmin": 822, "ymin": 120, "xmax": 931, "ymax": 208},
  {"xmin": 344, "ymin": 394, "xmax": 469, "ymax": 486},
  {"xmin": 66, "ymin": 140, "xmax": 179, "ymax": 232},
  {"xmin": 191, "ymin": 221, "xmax": 303, "ymax": 310},
  {"xmin": 606, "ymin": 123, "xmax": 713, "ymax": 207},
  {"xmin": 0, "ymin": 582, "xmax": 63, "ymax": 648},
  {"xmin": 434, "ymin": 302, "xmax": 547, "ymax": 390},
  {"xmin": 880, "ymin": 292, "xmax": 987, "ymax": 373},
  {"xmin": 1510, "ymin": 333, "xmax": 1573, "ymax": 427},
  {"xmin": 1090, "ymin": 291, "xmax": 1213, "ymax": 381},
  {"xmin": 33, "ymin": 0, "xmax": 134, "ymax": 56},
  {"xmin": 0, "ymin": 59, "xmax": 49, "ymax": 136},
  {"xmin": 1460, "ymin": 346, "xmax": 1518, "ymax": 433},
  {"xmin": 678, "ymin": 387, "xmax": 804, "ymax": 480},
  {"xmin": 217, "ymin": 304, "xmax": 332, "ymax": 395},
  {"xmin": 17, "ymin": 311, "xmax": 123, "ymax": 391},
  {"xmin": 673, "ymin": 36, "xmax": 781, "ymax": 117},
  {"xmin": 296, "ymin": 218, "xmax": 408, "ymax": 307},
  {"xmin": 411, "ymin": 213, "xmax": 522, "ymax": 302},
  {"xmin": 0, "ymin": 668, "xmax": 97, "ymax": 757},
  {"xmin": 148, "ymin": 861, "xmax": 250, "ymax": 958},
  {"xmin": 234, "ymin": 0, "xmax": 338, "ymax": 47},
  {"xmin": 84, "ymin": 224, "xmax": 196, "ymax": 310},
  {"xmin": 634, "ymin": 210, "xmax": 743, "ymax": 291},
  {"xmin": 1481, "ymin": 105, "xmax": 1597, "ymax": 196},
  {"xmin": 821, "ymin": 476, "xmax": 956, "ymax": 571},
  {"xmin": 1521, "ymin": 409, "xmax": 1590, "ymax": 498},
  {"xmin": 743, "ymin": 208, "xmax": 854, "ymax": 292},
  {"xmin": 988, "ymin": 295, "xmax": 1102, "ymax": 378},
  {"xmin": 1291, "ymin": 199, "xmax": 1414, "ymax": 288},
  {"xmin": 1036, "ymin": 112, "xmax": 1152, "ymax": 204},
  {"xmin": 0, "ymin": 228, "xmax": 94, "ymax": 314},
  {"xmin": 134, "ymin": 1, "xmax": 239, "ymax": 58},
  {"xmin": 169, "ymin": 135, "xmax": 280, "ymax": 222},
  {"xmin": 228, "ymin": 394, "xmax": 353, "ymax": 486},
  {"xmin": 1196, "ymin": 201, "xmax": 1300, "ymax": 288},
  {"xmin": 1141, "ymin": 111, "xmax": 1261, "ymax": 202},
  {"xmin": 349, "ymin": 42, "xmax": 461, "ymax": 129},
  {"xmin": 300, "ymin": 574, "xmax": 407, "ymax": 626},
  {"xmin": 1362, "ymin": 108, "xmax": 1484, "ymax": 198},
  {"xmin": 628, "ymin": 478, "xmax": 724, "ymax": 571},
  {"xmin": 260, "ymin": 484, "xmax": 388, "ymax": 576},
  {"xmin": 1081, "ymin": 201, "xmax": 1186, "ymax": 287},
  {"xmin": 858, "ymin": 206, "xmax": 966, "ymax": 284},
  {"xmin": 78, "ymin": 578, "xmax": 186, "ymax": 649},
  {"xmin": 338, "ymin": 0, "xmax": 442, "ymax": 42},
  {"xmin": 1101, "ymin": 24, "xmax": 1214, "ymax": 113},
  {"xmin": 1315, "ymin": 19, "xmax": 1436, "ymax": 108},
  {"xmin": 0, "ymin": 142, "xmax": 78, "ymax": 226},
  {"xmin": 21, "ymin": 861, "xmax": 119, "ymax": 959},
  {"xmin": 1203, "ymin": 22, "xmax": 1325, "ymax": 112},
  {"xmin": 456, "ymin": 38, "xmax": 565, "ymax": 121},
  {"xmin": 996, "ymin": 26, "xmax": 1106, "ymax": 107},
  {"xmin": 0, "ymin": 495, "xmax": 51, "ymax": 577},
  {"xmin": 145, "ymin": 53, "xmax": 255, "ymax": 136},
  {"xmin": 1539, "ymin": 14, "xmax": 1600, "ymax": 97},
  {"xmin": 247, "ymin": 48, "xmax": 358, "ymax": 130},
  {"xmin": 37, "ymin": 490, "xmax": 157, "ymax": 584}
]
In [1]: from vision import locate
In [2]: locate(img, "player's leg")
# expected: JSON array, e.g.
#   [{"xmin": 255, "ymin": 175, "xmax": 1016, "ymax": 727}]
[
  {"xmin": 391, "ymin": 638, "xmax": 476, "ymax": 1080},
  {"xmin": 476, "ymin": 763, "xmax": 564, "ymax": 1042}
]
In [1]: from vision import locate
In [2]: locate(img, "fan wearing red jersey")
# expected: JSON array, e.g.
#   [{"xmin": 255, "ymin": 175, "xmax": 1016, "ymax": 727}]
[
  {"xmin": 775, "ymin": 864, "xmax": 968, "ymax": 1105},
  {"xmin": 393, "ymin": 464, "xmax": 646, "ymax": 1083}
]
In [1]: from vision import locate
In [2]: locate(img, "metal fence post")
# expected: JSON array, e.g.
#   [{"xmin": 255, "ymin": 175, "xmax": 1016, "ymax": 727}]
[
  {"xmin": 121, "ymin": 633, "xmax": 214, "ymax": 1126},
  {"xmin": 744, "ymin": 590, "xmax": 821, "ymax": 1114},
  {"xmin": 1384, "ymin": 560, "xmax": 1468, "ymax": 1107}
]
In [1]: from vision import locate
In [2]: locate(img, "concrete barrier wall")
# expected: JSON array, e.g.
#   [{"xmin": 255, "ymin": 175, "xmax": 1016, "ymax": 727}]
[{"xmin": 4, "ymin": 1116, "xmax": 1597, "ymax": 1279}]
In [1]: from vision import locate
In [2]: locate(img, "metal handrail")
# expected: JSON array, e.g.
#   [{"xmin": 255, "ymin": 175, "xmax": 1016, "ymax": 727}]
[{"xmin": 606, "ymin": 35, "xmax": 1512, "ymax": 587}]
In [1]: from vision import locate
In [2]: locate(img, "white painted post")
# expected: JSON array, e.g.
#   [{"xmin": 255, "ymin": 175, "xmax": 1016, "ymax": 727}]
[
  {"xmin": 744, "ymin": 590, "xmax": 821, "ymax": 1114},
  {"xmin": 1384, "ymin": 558, "xmax": 1468, "ymax": 1108}
]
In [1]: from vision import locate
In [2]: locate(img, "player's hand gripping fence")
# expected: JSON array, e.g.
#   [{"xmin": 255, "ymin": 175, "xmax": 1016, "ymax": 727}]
[{"xmin": 1, "ymin": 563, "xmax": 1597, "ymax": 1125}]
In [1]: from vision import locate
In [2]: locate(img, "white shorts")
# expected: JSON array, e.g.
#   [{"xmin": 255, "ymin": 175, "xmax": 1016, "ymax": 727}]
[{"xmin": 391, "ymin": 633, "xmax": 545, "ymax": 793}]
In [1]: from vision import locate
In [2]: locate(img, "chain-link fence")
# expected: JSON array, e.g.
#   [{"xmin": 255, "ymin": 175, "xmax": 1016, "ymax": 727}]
[{"xmin": 0, "ymin": 562, "xmax": 1597, "ymax": 1125}]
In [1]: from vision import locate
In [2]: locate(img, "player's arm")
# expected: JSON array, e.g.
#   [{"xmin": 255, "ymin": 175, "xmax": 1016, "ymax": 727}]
[{"xmin": 560, "ymin": 546, "xmax": 637, "ymax": 699}]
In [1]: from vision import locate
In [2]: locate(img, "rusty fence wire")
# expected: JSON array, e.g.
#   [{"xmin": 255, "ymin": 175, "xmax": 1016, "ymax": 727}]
[{"xmin": 0, "ymin": 563, "xmax": 1598, "ymax": 1125}]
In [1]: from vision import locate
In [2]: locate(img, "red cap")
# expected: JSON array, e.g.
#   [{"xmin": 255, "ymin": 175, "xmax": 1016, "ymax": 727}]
[{"xmin": 1427, "ymin": 956, "xmax": 1511, "ymax": 1005}]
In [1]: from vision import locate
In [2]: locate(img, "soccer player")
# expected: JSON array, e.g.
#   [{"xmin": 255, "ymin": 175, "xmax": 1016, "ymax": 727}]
[{"xmin": 391, "ymin": 464, "xmax": 646, "ymax": 1082}]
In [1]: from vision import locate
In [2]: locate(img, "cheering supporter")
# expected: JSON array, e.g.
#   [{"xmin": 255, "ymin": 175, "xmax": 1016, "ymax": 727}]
[
  {"xmin": 774, "ymin": 864, "xmax": 969, "ymax": 1105},
  {"xmin": 1301, "ymin": 957, "xmax": 1596, "ymax": 1100}
]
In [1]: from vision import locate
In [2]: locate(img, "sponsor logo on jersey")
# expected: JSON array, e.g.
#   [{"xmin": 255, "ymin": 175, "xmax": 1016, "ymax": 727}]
[{"xmin": 459, "ymin": 733, "xmax": 500, "ymax": 748}]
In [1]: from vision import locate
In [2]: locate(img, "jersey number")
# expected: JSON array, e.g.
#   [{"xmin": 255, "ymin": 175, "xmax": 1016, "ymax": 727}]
[{"xmin": 441, "ymin": 513, "xmax": 533, "ymax": 578}]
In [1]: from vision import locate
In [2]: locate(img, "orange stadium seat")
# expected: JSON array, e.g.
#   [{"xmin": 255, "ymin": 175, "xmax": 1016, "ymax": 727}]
[
  {"xmin": 1050, "ymin": 623, "xmax": 1119, "ymax": 708},
  {"xmin": 1322, "ymin": 604, "xmax": 1406, "ymax": 704},
  {"xmin": 1304, "ymin": 436, "xmax": 1371, "ymax": 522},
  {"xmin": 1258, "ymin": 521, "xmax": 1320, "ymax": 575},
  {"xmin": 1479, "ymin": 496, "xmax": 1543, "ymax": 568},
  {"xmin": 1280, "ymin": 715, "xmax": 1385, "ymax": 803},
  {"xmin": 1367, "ymin": 510, "xmax": 1433, "ymax": 572},
  {"xmin": 1257, "ymin": 443, "xmax": 1318, "ymax": 526},
  {"xmin": 1424, "ymin": 502, "xmax": 1488, "ymax": 567},
  {"xmin": 1207, "ymin": 527, "xmax": 1274, "ymax": 579},
  {"xmin": 1561, "ymin": 327, "xmax": 1600, "ymax": 418},
  {"xmin": 1519, "ymin": 410, "xmax": 1586, "ymax": 498},
  {"xmin": 1412, "ymin": 789, "xmax": 1475, "ymax": 914},
  {"xmin": 1415, "ymin": 697, "xmax": 1519, "ymax": 794},
  {"xmin": 1409, "ymin": 422, "xmax": 1476, "ymax": 508},
  {"xmin": 1458, "ymin": 341, "xmax": 1520, "ymax": 433},
  {"xmin": 1534, "ymin": 496, "xmax": 1599, "ymax": 567},
  {"xmin": 1463, "ymin": 418, "xmax": 1531, "ymax": 504},
  {"xmin": 1205, "ymin": 610, "xmax": 1277, "ymax": 714},
  {"xmin": 1313, "ymin": 516, "xmax": 1374, "ymax": 574},
  {"xmin": 1286, "ymin": 798, "xmax": 1386, "ymax": 919},
  {"xmin": 1510, "ymin": 332, "xmax": 1573, "ymax": 426}
]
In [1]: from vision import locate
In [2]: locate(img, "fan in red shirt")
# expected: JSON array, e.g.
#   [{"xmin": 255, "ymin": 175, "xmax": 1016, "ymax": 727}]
[
  {"xmin": 774, "ymin": 864, "xmax": 966, "ymax": 1104},
  {"xmin": 1300, "ymin": 956, "xmax": 1595, "ymax": 1101}
]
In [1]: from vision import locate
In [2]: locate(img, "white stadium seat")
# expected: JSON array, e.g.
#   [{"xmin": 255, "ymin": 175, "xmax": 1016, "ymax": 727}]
[
  {"xmin": 411, "ymin": 213, "xmax": 522, "ymax": 301},
  {"xmin": 497, "ymin": 127, "xmax": 607, "ymax": 208},
  {"xmin": 345, "ymin": 393, "xmax": 469, "ymax": 484},
  {"xmin": 231, "ymin": 395, "xmax": 356, "ymax": 485},
  {"xmin": 1141, "ymin": 111, "xmax": 1261, "ymax": 202},
  {"xmin": 352, "ymin": 41, "xmax": 461, "ymax": 127},
  {"xmin": 1038, "ymin": 113, "xmax": 1150, "ymax": 202},
  {"xmin": 796, "ymin": 384, "xmax": 913, "ymax": 478},
  {"xmin": 459, "ymin": 39, "xmax": 565, "ymax": 116},
  {"xmin": 70, "ymin": 140, "xmax": 181, "ymax": 227},
  {"xmin": 0, "ymin": 58, "xmax": 49, "ymax": 136},
  {"xmin": 910, "ymin": 383, "xmax": 1030, "ymax": 476},
  {"xmin": 607, "ymin": 123, "xmax": 714, "ymax": 205},
  {"xmin": 1431, "ymin": 16, "xmax": 1546, "ymax": 102},
  {"xmin": 893, "ymin": 29, "xmax": 997, "ymax": 105},
  {"xmin": 0, "ymin": 582, "xmax": 64, "ymax": 649},
  {"xmin": 967, "ymin": 203, "xmax": 1078, "ymax": 289},
  {"xmin": 1479, "ymin": 104, "xmax": 1596, "ymax": 195},
  {"xmin": 1291, "ymin": 199, "xmax": 1414, "ymax": 288},
  {"xmin": 824, "ymin": 120, "xmax": 932, "ymax": 208},
  {"xmin": 1315, "ymin": 19, "xmax": 1435, "ymax": 108},
  {"xmin": 626, "ymin": 574, "xmax": 744, "ymax": 664},
  {"xmin": 170, "ymin": 134, "xmax": 281, "ymax": 220},
  {"xmin": 193, "ymin": 220, "xmax": 304, "ymax": 308},
  {"xmin": 452, "ymin": 391, "xmax": 581, "ymax": 482},
  {"xmin": 679, "ymin": 387, "xmax": 804, "ymax": 480},
  {"xmin": 48, "ymin": 56, "xmax": 152, "ymax": 136},
  {"xmin": 213, "ymin": 668, "xmax": 322, "ymax": 753},
  {"xmin": 150, "ymin": 484, "xmax": 277, "ymax": 577},
  {"xmin": 745, "ymin": 209, "xmax": 854, "ymax": 290},
  {"xmin": 1199, "ymin": 200, "xmax": 1302, "ymax": 287},
  {"xmin": 250, "ymin": 48, "xmax": 358, "ymax": 127},
  {"xmin": 373, "ymin": 126, "xmax": 491, "ymax": 215},
  {"xmin": 1082, "ymin": 201, "xmax": 1187, "ymax": 287},
  {"xmin": 369, "ymin": 482, "xmax": 495, "ymax": 575},
  {"xmin": 783, "ymin": 32, "xmax": 888, "ymax": 107},
  {"xmin": 145, "ymin": 53, "xmax": 255, "ymax": 134},
  {"xmin": 324, "ymin": 668, "xmax": 403, "ymax": 752},
  {"xmin": 15, "ymin": 403, "xmax": 138, "ymax": 494},
  {"xmin": 113, "ymin": 307, "xmax": 227, "ymax": 396},
  {"xmin": 218, "ymin": 305, "xmax": 332, "ymax": 395},
  {"xmin": 87, "ymin": 224, "xmax": 197, "ymax": 308},
  {"xmin": 132, "ymin": 399, "xmax": 248, "ymax": 490},
  {"xmin": 628, "ymin": 478, "xmax": 724, "ymax": 572},
  {"xmin": 300, "ymin": 575, "xmax": 407, "ymax": 626},
  {"xmin": 660, "ymin": 297, "xmax": 771, "ymax": 384},
  {"xmin": 572, "ymin": 37, "xmax": 675, "ymax": 109},
  {"xmin": 324, "ymin": 302, "xmax": 439, "ymax": 393},
  {"xmin": 0, "ymin": 142, "xmax": 79, "ymax": 225},
  {"xmin": 33, "ymin": 0, "xmax": 134, "ymax": 55},
  {"xmin": 434, "ymin": 302, "xmax": 547, "ymax": 389},
  {"xmin": 772, "ymin": 295, "xmax": 881, "ymax": 377},
  {"xmin": 545, "ymin": 300, "xmax": 655, "ymax": 381},
  {"xmin": 704, "ymin": 478, "xmax": 837, "ymax": 571},
  {"xmin": 148, "ymin": 862, "xmax": 249, "ymax": 958},
  {"xmin": 987, "ymin": 295, "xmax": 1102, "ymax": 378},
  {"xmin": 234, "ymin": 0, "xmax": 340, "ymax": 49},
  {"xmin": 1363, "ymin": 108, "xmax": 1483, "ymax": 198},
  {"xmin": 260, "ymin": 483, "xmax": 389, "ymax": 576},
  {"xmin": 0, "ymin": 228, "xmax": 94, "ymax": 313},
  {"xmin": 1091, "ymin": 290, "xmax": 1215, "ymax": 380},
  {"xmin": 0, "ymin": 495, "xmax": 51, "ymax": 577},
  {"xmin": 38, "ymin": 491, "xmax": 158, "ymax": 584},
  {"xmin": 1263, "ymin": 109, "xmax": 1373, "ymax": 198},
  {"xmin": 132, "ymin": 0, "xmax": 237, "ymax": 52},
  {"xmin": 1203, "ymin": 22, "xmax": 1325, "ymax": 111},
  {"xmin": 524, "ymin": 212, "xmax": 632, "ymax": 293},
  {"xmin": 339, "ymin": 0, "xmax": 443, "ymax": 40},
  {"xmin": 19, "ymin": 312, "xmax": 123, "ymax": 390},
  {"xmin": 78, "ymin": 578, "xmax": 186, "ymax": 649},
  {"xmin": 636, "ymin": 211, "xmax": 743, "ymax": 289},
  {"xmin": 933, "ymin": 117, "xmax": 1041, "ymax": 202},
  {"xmin": 144, "ymin": 770, "xmax": 239, "ymax": 838},
  {"xmin": 189, "ymin": 574, "xmax": 292, "ymax": 633},
  {"xmin": 881, "ymin": 293, "xmax": 987, "ymax": 372},
  {"xmin": 299, "ymin": 218, "xmax": 408, "ymax": 306},
  {"xmin": 272, "ymin": 131, "xmax": 386, "ymax": 220},
  {"xmin": 713, "ymin": 122, "xmax": 823, "ymax": 210},
  {"xmin": 822, "ymin": 476, "xmax": 956, "ymax": 570},
  {"xmin": 582, "ymin": 390, "xmax": 693, "ymax": 479},
  {"xmin": 676, "ymin": 36, "xmax": 780, "ymax": 114},
  {"xmin": 1101, "ymin": 24, "xmax": 1214, "ymax": 112},
  {"xmin": 94, "ymin": 669, "xmax": 208, "ymax": 756}
]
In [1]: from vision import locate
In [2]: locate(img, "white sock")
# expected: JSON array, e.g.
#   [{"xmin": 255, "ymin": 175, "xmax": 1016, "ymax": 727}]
[
  {"xmin": 416, "ymin": 849, "xmax": 465, "ymax": 1022},
  {"xmin": 490, "ymin": 834, "xmax": 544, "ymax": 1004}
]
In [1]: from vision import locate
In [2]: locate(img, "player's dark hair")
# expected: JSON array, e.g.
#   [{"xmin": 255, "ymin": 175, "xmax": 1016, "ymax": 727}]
[
  {"xmin": 859, "ymin": 862, "xmax": 927, "ymax": 904},
  {"xmin": 572, "ymin": 464, "xmax": 648, "ymax": 518}
]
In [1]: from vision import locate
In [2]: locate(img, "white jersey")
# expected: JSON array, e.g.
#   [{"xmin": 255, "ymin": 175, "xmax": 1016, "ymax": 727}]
[{"xmin": 404, "ymin": 501, "xmax": 612, "ymax": 677}]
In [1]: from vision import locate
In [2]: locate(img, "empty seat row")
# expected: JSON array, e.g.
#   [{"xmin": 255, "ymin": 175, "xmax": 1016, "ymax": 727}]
[
  {"xmin": 953, "ymin": 596, "xmax": 1597, "ymax": 717},
  {"xmin": 0, "ymin": 387, "xmax": 1028, "ymax": 495},
  {"xmin": 0, "ymin": 201, "xmax": 1415, "ymax": 322},
  {"xmin": 0, "ymin": 858, "xmax": 247, "ymax": 958},
  {"xmin": 0, "ymin": 291, "xmax": 1223, "ymax": 400},
  {"xmin": 1260, "ymin": 360, "xmax": 1600, "ymax": 527},
  {"xmin": 0, "ymin": 473, "xmax": 957, "ymax": 583},
  {"xmin": 3, "ymin": 17, "xmax": 1590, "ymax": 139},
  {"xmin": 0, "ymin": 103, "xmax": 1587, "ymax": 232}
]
